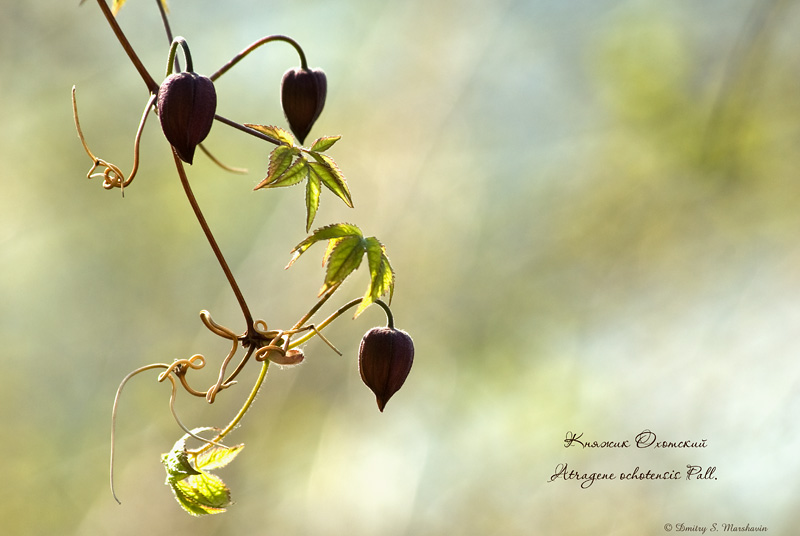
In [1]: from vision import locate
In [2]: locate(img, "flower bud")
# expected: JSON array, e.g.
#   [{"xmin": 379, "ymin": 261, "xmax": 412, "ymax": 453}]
[
  {"xmin": 157, "ymin": 72, "xmax": 217, "ymax": 164},
  {"xmin": 281, "ymin": 67, "xmax": 327, "ymax": 145},
  {"xmin": 358, "ymin": 327, "xmax": 414, "ymax": 412}
]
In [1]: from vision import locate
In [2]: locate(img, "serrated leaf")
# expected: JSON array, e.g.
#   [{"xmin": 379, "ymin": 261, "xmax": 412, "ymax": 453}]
[
  {"xmin": 255, "ymin": 156, "xmax": 308, "ymax": 190},
  {"xmin": 194, "ymin": 444, "xmax": 244, "ymax": 472},
  {"xmin": 308, "ymin": 160, "xmax": 353, "ymax": 208},
  {"xmin": 162, "ymin": 429, "xmax": 213, "ymax": 481},
  {"xmin": 309, "ymin": 135, "xmax": 341, "ymax": 152},
  {"xmin": 162, "ymin": 449, "xmax": 201, "ymax": 481},
  {"xmin": 321, "ymin": 237, "xmax": 341, "ymax": 268},
  {"xmin": 354, "ymin": 238, "xmax": 395, "ymax": 318},
  {"xmin": 305, "ymin": 168, "xmax": 321, "ymax": 232},
  {"xmin": 287, "ymin": 223, "xmax": 363, "ymax": 268},
  {"xmin": 259, "ymin": 144, "xmax": 295, "ymax": 187},
  {"xmin": 170, "ymin": 472, "xmax": 231, "ymax": 516},
  {"xmin": 244, "ymin": 124, "xmax": 295, "ymax": 146},
  {"xmin": 321, "ymin": 235, "xmax": 366, "ymax": 294}
]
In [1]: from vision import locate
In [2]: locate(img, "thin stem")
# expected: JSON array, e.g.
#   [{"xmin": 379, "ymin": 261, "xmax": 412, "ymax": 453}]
[
  {"xmin": 209, "ymin": 35, "xmax": 308, "ymax": 82},
  {"xmin": 172, "ymin": 150, "xmax": 254, "ymax": 327},
  {"xmin": 291, "ymin": 283, "xmax": 342, "ymax": 331},
  {"xmin": 110, "ymin": 363, "xmax": 171, "ymax": 504},
  {"xmin": 198, "ymin": 144, "xmax": 248, "ymax": 174},
  {"xmin": 123, "ymin": 93, "xmax": 158, "ymax": 190},
  {"xmin": 165, "ymin": 37, "xmax": 192, "ymax": 77},
  {"xmin": 213, "ymin": 114, "xmax": 283, "ymax": 146},
  {"xmin": 289, "ymin": 299, "xmax": 393, "ymax": 348},
  {"xmin": 198, "ymin": 358, "xmax": 271, "ymax": 454},
  {"xmin": 155, "ymin": 0, "xmax": 180, "ymax": 72},
  {"xmin": 94, "ymin": 0, "xmax": 159, "ymax": 93}
]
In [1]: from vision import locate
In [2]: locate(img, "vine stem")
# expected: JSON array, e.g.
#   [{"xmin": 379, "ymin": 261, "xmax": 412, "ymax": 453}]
[
  {"xmin": 201, "ymin": 355, "xmax": 270, "ymax": 453},
  {"xmin": 209, "ymin": 34, "xmax": 308, "ymax": 82},
  {"xmin": 172, "ymin": 150, "xmax": 254, "ymax": 328},
  {"xmin": 213, "ymin": 114, "xmax": 283, "ymax": 146},
  {"xmin": 94, "ymin": 0, "xmax": 160, "ymax": 93}
]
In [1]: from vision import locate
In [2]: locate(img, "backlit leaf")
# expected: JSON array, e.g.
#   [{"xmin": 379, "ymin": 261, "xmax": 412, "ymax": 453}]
[
  {"xmin": 194, "ymin": 444, "xmax": 244, "ymax": 472},
  {"xmin": 244, "ymin": 124, "xmax": 295, "ymax": 146},
  {"xmin": 321, "ymin": 235, "xmax": 366, "ymax": 294},
  {"xmin": 309, "ymin": 135, "xmax": 341, "ymax": 152},
  {"xmin": 255, "ymin": 156, "xmax": 308, "ymax": 190},
  {"xmin": 258, "ymin": 144, "xmax": 295, "ymax": 187},
  {"xmin": 287, "ymin": 223, "xmax": 363, "ymax": 267},
  {"xmin": 305, "ymin": 168, "xmax": 321, "ymax": 232},
  {"xmin": 354, "ymin": 237, "xmax": 395, "ymax": 318},
  {"xmin": 170, "ymin": 472, "xmax": 231, "ymax": 516},
  {"xmin": 162, "ymin": 449, "xmax": 201, "ymax": 481},
  {"xmin": 308, "ymin": 160, "xmax": 352, "ymax": 208}
]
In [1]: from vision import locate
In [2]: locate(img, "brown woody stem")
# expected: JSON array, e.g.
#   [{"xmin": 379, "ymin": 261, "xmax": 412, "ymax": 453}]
[
  {"xmin": 172, "ymin": 150, "xmax": 254, "ymax": 328},
  {"xmin": 94, "ymin": 0, "xmax": 160, "ymax": 93}
]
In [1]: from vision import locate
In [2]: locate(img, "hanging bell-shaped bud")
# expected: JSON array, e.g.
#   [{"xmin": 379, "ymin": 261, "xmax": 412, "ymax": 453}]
[
  {"xmin": 281, "ymin": 67, "xmax": 327, "ymax": 145},
  {"xmin": 157, "ymin": 72, "xmax": 217, "ymax": 164},
  {"xmin": 358, "ymin": 327, "xmax": 414, "ymax": 412}
]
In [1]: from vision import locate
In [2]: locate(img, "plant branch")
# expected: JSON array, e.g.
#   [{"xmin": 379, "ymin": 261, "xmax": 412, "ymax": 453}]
[
  {"xmin": 213, "ymin": 114, "xmax": 283, "ymax": 146},
  {"xmin": 172, "ymin": 150, "xmax": 254, "ymax": 328},
  {"xmin": 209, "ymin": 34, "xmax": 308, "ymax": 82},
  {"xmin": 288, "ymin": 298, "xmax": 393, "ymax": 348},
  {"xmin": 155, "ymin": 0, "xmax": 181, "ymax": 72},
  {"xmin": 94, "ymin": 0, "xmax": 160, "ymax": 93},
  {"xmin": 198, "ymin": 354, "xmax": 271, "ymax": 454}
]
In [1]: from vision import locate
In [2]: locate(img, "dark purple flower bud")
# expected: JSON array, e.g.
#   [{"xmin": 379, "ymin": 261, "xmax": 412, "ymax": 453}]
[
  {"xmin": 358, "ymin": 327, "xmax": 414, "ymax": 412},
  {"xmin": 281, "ymin": 67, "xmax": 327, "ymax": 145},
  {"xmin": 157, "ymin": 72, "xmax": 217, "ymax": 164}
]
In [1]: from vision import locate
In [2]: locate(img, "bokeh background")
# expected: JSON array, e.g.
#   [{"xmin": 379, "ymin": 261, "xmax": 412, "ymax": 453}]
[{"xmin": 3, "ymin": 0, "xmax": 800, "ymax": 534}]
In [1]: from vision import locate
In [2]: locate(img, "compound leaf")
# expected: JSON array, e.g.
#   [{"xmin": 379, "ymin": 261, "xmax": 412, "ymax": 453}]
[
  {"xmin": 255, "ymin": 156, "xmax": 308, "ymax": 190},
  {"xmin": 244, "ymin": 124, "xmax": 295, "ymax": 146},
  {"xmin": 162, "ymin": 429, "xmax": 239, "ymax": 516},
  {"xmin": 305, "ymin": 168, "xmax": 322, "ymax": 232},
  {"xmin": 308, "ymin": 159, "xmax": 352, "ymax": 208},
  {"xmin": 194, "ymin": 444, "xmax": 244, "ymax": 472},
  {"xmin": 309, "ymin": 135, "xmax": 341, "ymax": 152},
  {"xmin": 255, "ymin": 144, "xmax": 296, "ymax": 188},
  {"xmin": 287, "ymin": 223, "xmax": 363, "ymax": 267},
  {"xmin": 170, "ymin": 472, "xmax": 231, "ymax": 516},
  {"xmin": 354, "ymin": 237, "xmax": 395, "ymax": 318},
  {"xmin": 321, "ymin": 235, "xmax": 366, "ymax": 294}
]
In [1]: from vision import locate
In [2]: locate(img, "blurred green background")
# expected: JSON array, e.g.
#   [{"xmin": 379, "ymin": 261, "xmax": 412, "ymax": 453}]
[{"xmin": 3, "ymin": 0, "xmax": 800, "ymax": 534}]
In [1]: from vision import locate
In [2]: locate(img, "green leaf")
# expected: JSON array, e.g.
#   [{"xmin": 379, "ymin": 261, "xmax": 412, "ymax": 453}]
[
  {"xmin": 321, "ymin": 235, "xmax": 366, "ymax": 294},
  {"xmin": 194, "ymin": 444, "xmax": 244, "ymax": 472},
  {"xmin": 162, "ymin": 430, "xmax": 208, "ymax": 481},
  {"xmin": 162, "ymin": 449, "xmax": 201, "ymax": 481},
  {"xmin": 170, "ymin": 472, "xmax": 232, "ymax": 516},
  {"xmin": 287, "ymin": 223, "xmax": 363, "ymax": 267},
  {"xmin": 244, "ymin": 124, "xmax": 295, "ymax": 146},
  {"xmin": 309, "ymin": 135, "xmax": 341, "ymax": 152},
  {"xmin": 255, "ymin": 156, "xmax": 309, "ymax": 190},
  {"xmin": 305, "ymin": 167, "xmax": 321, "ymax": 232},
  {"xmin": 255, "ymin": 145, "xmax": 295, "ymax": 189},
  {"xmin": 308, "ymin": 160, "xmax": 353, "ymax": 208},
  {"xmin": 162, "ymin": 429, "xmax": 239, "ymax": 516},
  {"xmin": 354, "ymin": 237, "xmax": 395, "ymax": 318}
]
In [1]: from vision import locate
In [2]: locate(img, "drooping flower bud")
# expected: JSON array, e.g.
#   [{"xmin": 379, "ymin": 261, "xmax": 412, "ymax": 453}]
[
  {"xmin": 157, "ymin": 72, "xmax": 217, "ymax": 164},
  {"xmin": 281, "ymin": 67, "xmax": 327, "ymax": 145},
  {"xmin": 358, "ymin": 327, "xmax": 414, "ymax": 412}
]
